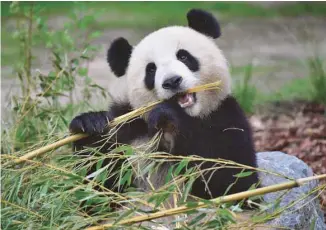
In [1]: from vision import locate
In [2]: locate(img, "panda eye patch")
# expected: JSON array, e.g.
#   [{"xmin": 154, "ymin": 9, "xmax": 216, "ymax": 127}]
[
  {"xmin": 148, "ymin": 63, "xmax": 156, "ymax": 72},
  {"xmin": 176, "ymin": 49, "xmax": 199, "ymax": 72},
  {"xmin": 145, "ymin": 62, "xmax": 156, "ymax": 90}
]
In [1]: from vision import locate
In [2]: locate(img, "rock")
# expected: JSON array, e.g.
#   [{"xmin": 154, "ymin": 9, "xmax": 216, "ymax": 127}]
[{"xmin": 257, "ymin": 151, "xmax": 326, "ymax": 230}]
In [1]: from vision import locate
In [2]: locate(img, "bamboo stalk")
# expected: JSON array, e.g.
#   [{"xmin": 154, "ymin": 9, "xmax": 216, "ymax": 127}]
[
  {"xmin": 86, "ymin": 174, "xmax": 326, "ymax": 230},
  {"xmin": 10, "ymin": 81, "xmax": 221, "ymax": 164},
  {"xmin": 12, "ymin": 134, "xmax": 88, "ymax": 164}
]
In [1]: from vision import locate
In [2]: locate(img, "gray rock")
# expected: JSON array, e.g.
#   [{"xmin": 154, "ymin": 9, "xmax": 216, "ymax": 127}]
[{"xmin": 257, "ymin": 151, "xmax": 326, "ymax": 230}]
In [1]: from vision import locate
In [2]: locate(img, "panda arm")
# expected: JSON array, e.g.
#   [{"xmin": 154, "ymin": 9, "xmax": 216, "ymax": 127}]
[
  {"xmin": 69, "ymin": 102, "xmax": 148, "ymax": 152},
  {"xmin": 174, "ymin": 96, "xmax": 259, "ymax": 198},
  {"xmin": 211, "ymin": 96, "xmax": 256, "ymax": 164},
  {"xmin": 170, "ymin": 96, "xmax": 256, "ymax": 159},
  {"xmin": 149, "ymin": 96, "xmax": 257, "ymax": 165},
  {"xmin": 201, "ymin": 96, "xmax": 258, "ymax": 197},
  {"xmin": 108, "ymin": 103, "xmax": 149, "ymax": 144},
  {"xmin": 147, "ymin": 100, "xmax": 191, "ymax": 137},
  {"xmin": 69, "ymin": 102, "xmax": 149, "ymax": 195},
  {"xmin": 193, "ymin": 119, "xmax": 258, "ymax": 198}
]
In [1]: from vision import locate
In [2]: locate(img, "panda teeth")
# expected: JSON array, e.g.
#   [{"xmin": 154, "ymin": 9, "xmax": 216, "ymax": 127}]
[{"xmin": 178, "ymin": 93, "xmax": 195, "ymax": 108}]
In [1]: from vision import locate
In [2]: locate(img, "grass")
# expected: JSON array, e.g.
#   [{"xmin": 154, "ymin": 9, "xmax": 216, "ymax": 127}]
[
  {"xmin": 232, "ymin": 63, "xmax": 257, "ymax": 114},
  {"xmin": 233, "ymin": 72, "xmax": 326, "ymax": 111},
  {"xmin": 308, "ymin": 56, "xmax": 326, "ymax": 105},
  {"xmin": 256, "ymin": 56, "xmax": 326, "ymax": 106},
  {"xmin": 262, "ymin": 78, "xmax": 313, "ymax": 103},
  {"xmin": 230, "ymin": 52, "xmax": 326, "ymax": 110}
]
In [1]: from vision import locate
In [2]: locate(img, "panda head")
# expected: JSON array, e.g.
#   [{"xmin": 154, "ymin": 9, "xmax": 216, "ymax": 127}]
[{"xmin": 107, "ymin": 9, "xmax": 231, "ymax": 118}]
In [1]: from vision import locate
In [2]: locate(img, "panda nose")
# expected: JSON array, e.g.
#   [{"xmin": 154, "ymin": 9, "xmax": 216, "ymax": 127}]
[{"xmin": 162, "ymin": 76, "xmax": 183, "ymax": 90}]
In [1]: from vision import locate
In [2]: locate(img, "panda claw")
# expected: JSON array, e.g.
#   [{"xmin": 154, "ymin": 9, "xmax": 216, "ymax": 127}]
[
  {"xmin": 147, "ymin": 103, "xmax": 180, "ymax": 135},
  {"xmin": 69, "ymin": 111, "xmax": 111, "ymax": 136}
]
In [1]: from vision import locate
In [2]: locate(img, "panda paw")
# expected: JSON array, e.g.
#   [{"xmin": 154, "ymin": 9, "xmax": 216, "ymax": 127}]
[
  {"xmin": 147, "ymin": 104, "xmax": 180, "ymax": 135},
  {"xmin": 69, "ymin": 111, "xmax": 111, "ymax": 136}
]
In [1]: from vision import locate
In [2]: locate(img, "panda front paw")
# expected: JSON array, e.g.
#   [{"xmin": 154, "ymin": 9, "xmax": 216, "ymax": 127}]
[
  {"xmin": 147, "ymin": 103, "xmax": 180, "ymax": 136},
  {"xmin": 69, "ymin": 111, "xmax": 111, "ymax": 136}
]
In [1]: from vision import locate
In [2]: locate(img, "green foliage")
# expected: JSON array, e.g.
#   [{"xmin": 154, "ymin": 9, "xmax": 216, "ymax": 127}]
[
  {"xmin": 308, "ymin": 56, "xmax": 326, "ymax": 105},
  {"xmin": 260, "ymin": 56, "xmax": 326, "ymax": 105},
  {"xmin": 1, "ymin": 4, "xmax": 110, "ymax": 227},
  {"xmin": 2, "ymin": 148, "xmax": 250, "ymax": 229},
  {"xmin": 233, "ymin": 63, "xmax": 257, "ymax": 114},
  {"xmin": 3, "ymin": 2, "xmax": 106, "ymax": 150},
  {"xmin": 264, "ymin": 77, "xmax": 313, "ymax": 103}
]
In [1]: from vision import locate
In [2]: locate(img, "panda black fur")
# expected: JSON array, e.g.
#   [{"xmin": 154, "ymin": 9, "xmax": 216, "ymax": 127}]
[{"xmin": 70, "ymin": 9, "xmax": 259, "ymax": 201}]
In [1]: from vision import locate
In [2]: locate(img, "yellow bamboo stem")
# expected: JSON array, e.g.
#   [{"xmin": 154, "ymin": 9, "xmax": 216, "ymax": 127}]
[
  {"xmin": 86, "ymin": 174, "xmax": 326, "ymax": 230},
  {"xmin": 12, "ymin": 134, "xmax": 88, "ymax": 164},
  {"xmin": 10, "ymin": 81, "xmax": 221, "ymax": 165}
]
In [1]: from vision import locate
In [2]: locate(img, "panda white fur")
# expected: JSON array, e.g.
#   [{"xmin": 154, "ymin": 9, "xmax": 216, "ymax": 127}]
[{"xmin": 70, "ymin": 9, "xmax": 258, "ymax": 204}]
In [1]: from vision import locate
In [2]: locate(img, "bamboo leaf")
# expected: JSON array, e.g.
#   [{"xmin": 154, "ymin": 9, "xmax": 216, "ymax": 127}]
[
  {"xmin": 113, "ymin": 209, "xmax": 135, "ymax": 225},
  {"xmin": 119, "ymin": 169, "xmax": 132, "ymax": 187},
  {"xmin": 182, "ymin": 177, "xmax": 196, "ymax": 202},
  {"xmin": 96, "ymin": 159, "xmax": 104, "ymax": 171},
  {"xmin": 188, "ymin": 212, "xmax": 207, "ymax": 226},
  {"xmin": 234, "ymin": 171, "xmax": 253, "ymax": 178},
  {"xmin": 174, "ymin": 158, "xmax": 189, "ymax": 176},
  {"xmin": 165, "ymin": 164, "xmax": 176, "ymax": 183},
  {"xmin": 86, "ymin": 167, "xmax": 106, "ymax": 180}
]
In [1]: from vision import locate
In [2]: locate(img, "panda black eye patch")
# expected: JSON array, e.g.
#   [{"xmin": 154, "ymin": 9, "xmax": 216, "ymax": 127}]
[
  {"xmin": 176, "ymin": 49, "xmax": 199, "ymax": 72},
  {"xmin": 145, "ymin": 62, "xmax": 156, "ymax": 90}
]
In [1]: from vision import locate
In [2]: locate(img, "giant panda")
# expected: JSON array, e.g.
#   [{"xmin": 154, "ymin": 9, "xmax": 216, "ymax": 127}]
[{"xmin": 69, "ymin": 9, "xmax": 258, "ymax": 204}]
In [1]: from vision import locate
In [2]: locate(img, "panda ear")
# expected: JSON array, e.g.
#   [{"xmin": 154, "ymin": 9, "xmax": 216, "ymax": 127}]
[
  {"xmin": 187, "ymin": 9, "xmax": 221, "ymax": 39},
  {"xmin": 107, "ymin": 37, "xmax": 133, "ymax": 77}
]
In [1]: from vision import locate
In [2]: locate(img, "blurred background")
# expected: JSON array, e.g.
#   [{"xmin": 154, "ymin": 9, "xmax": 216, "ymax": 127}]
[
  {"xmin": 1, "ymin": 1, "xmax": 326, "ymax": 217},
  {"xmin": 2, "ymin": 2, "xmax": 326, "ymax": 110}
]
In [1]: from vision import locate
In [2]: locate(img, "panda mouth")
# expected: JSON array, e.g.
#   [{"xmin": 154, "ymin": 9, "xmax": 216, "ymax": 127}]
[{"xmin": 177, "ymin": 93, "xmax": 197, "ymax": 108}]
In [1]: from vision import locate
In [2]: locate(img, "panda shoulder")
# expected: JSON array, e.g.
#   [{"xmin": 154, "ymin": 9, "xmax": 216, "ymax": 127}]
[
  {"xmin": 214, "ymin": 95, "xmax": 251, "ymax": 128},
  {"xmin": 108, "ymin": 101, "xmax": 133, "ymax": 118}
]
